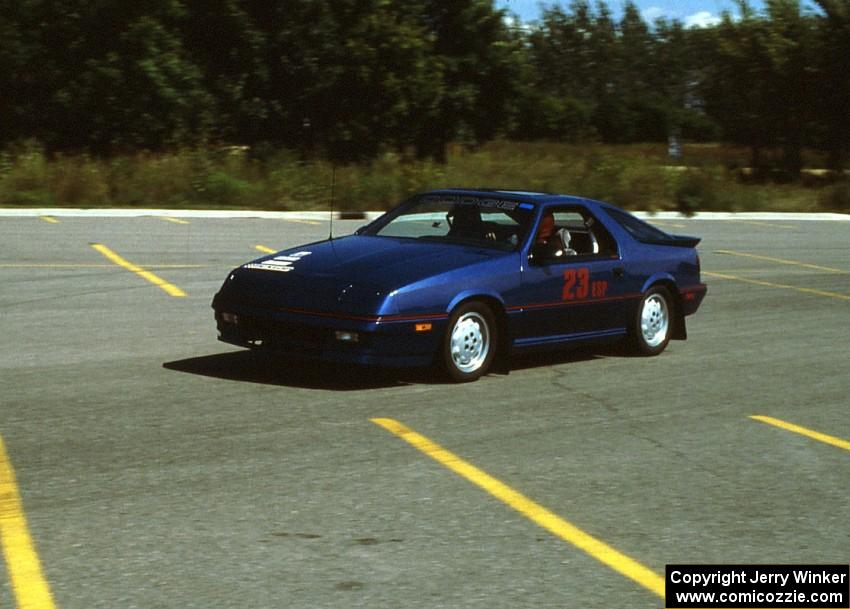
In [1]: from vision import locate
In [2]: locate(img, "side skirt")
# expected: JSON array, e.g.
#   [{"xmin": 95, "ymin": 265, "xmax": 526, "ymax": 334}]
[{"xmin": 512, "ymin": 327, "xmax": 627, "ymax": 350}]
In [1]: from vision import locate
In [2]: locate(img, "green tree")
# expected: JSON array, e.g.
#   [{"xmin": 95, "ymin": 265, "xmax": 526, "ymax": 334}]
[
  {"xmin": 513, "ymin": 3, "xmax": 596, "ymax": 140},
  {"xmin": 764, "ymin": 0, "xmax": 815, "ymax": 175},
  {"xmin": 653, "ymin": 19, "xmax": 721, "ymax": 142},
  {"xmin": 812, "ymin": 0, "xmax": 850, "ymax": 171},
  {"xmin": 241, "ymin": 0, "xmax": 444, "ymax": 161},
  {"xmin": 700, "ymin": 0, "xmax": 816, "ymax": 175},
  {"xmin": 181, "ymin": 0, "xmax": 269, "ymax": 144},
  {"xmin": 70, "ymin": 13, "xmax": 215, "ymax": 151},
  {"xmin": 407, "ymin": 0, "xmax": 522, "ymax": 160},
  {"xmin": 1, "ymin": 0, "xmax": 215, "ymax": 152},
  {"xmin": 700, "ymin": 5, "xmax": 775, "ymax": 170},
  {"xmin": 0, "ymin": 1, "xmax": 39, "ymax": 145},
  {"xmin": 617, "ymin": 1, "xmax": 671, "ymax": 141}
]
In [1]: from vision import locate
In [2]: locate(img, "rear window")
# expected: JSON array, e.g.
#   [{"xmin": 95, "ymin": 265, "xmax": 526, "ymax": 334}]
[{"xmin": 603, "ymin": 207, "xmax": 672, "ymax": 244}]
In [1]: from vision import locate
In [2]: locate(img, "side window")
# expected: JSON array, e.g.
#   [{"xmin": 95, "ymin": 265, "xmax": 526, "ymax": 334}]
[
  {"xmin": 553, "ymin": 211, "xmax": 585, "ymax": 225},
  {"xmin": 540, "ymin": 207, "xmax": 618, "ymax": 257}
]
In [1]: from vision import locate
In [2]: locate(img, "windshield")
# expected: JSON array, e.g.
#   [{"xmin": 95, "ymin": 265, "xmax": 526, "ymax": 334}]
[{"xmin": 362, "ymin": 194, "xmax": 535, "ymax": 251}]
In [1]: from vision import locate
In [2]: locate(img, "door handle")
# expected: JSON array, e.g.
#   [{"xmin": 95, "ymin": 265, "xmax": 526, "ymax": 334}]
[{"xmin": 612, "ymin": 266, "xmax": 625, "ymax": 278}]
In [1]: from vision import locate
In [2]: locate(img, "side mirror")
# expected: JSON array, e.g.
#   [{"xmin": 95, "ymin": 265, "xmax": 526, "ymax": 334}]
[{"xmin": 528, "ymin": 242, "xmax": 564, "ymax": 265}]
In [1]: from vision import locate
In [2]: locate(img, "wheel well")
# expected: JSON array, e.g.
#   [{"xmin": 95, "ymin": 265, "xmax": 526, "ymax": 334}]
[{"xmin": 649, "ymin": 279, "xmax": 686, "ymax": 340}]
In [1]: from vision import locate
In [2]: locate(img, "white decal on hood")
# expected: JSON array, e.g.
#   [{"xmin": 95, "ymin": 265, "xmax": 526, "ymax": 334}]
[{"xmin": 244, "ymin": 250, "xmax": 312, "ymax": 273}]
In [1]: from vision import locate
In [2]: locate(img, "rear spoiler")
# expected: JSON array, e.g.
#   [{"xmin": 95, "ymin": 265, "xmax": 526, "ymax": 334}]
[
  {"xmin": 642, "ymin": 235, "xmax": 701, "ymax": 248},
  {"xmin": 668, "ymin": 235, "xmax": 701, "ymax": 248}
]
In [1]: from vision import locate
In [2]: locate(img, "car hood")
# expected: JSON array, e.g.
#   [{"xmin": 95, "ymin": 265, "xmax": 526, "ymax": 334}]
[
  {"xmin": 251, "ymin": 235, "xmax": 505, "ymax": 287},
  {"xmin": 215, "ymin": 236, "xmax": 505, "ymax": 315}
]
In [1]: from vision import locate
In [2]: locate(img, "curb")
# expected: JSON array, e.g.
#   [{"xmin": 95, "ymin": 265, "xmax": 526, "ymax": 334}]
[
  {"xmin": 634, "ymin": 211, "xmax": 850, "ymax": 221},
  {"xmin": 0, "ymin": 208, "xmax": 848, "ymax": 221},
  {"xmin": 0, "ymin": 208, "xmax": 382, "ymax": 221}
]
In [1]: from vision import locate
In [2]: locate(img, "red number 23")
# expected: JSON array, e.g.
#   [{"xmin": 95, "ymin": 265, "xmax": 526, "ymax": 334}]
[{"xmin": 562, "ymin": 267, "xmax": 590, "ymax": 300}]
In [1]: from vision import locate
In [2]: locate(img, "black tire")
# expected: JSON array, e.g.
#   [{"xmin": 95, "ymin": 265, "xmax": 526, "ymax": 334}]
[
  {"xmin": 630, "ymin": 286, "xmax": 673, "ymax": 356},
  {"xmin": 441, "ymin": 301, "xmax": 498, "ymax": 382}
]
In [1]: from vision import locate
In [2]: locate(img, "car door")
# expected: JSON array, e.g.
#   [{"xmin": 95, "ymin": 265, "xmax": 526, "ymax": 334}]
[{"xmin": 512, "ymin": 206, "xmax": 631, "ymax": 347}]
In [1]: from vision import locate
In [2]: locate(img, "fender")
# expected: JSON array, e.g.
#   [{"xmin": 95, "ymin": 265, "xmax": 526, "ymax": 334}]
[
  {"xmin": 640, "ymin": 272, "xmax": 686, "ymax": 340},
  {"xmin": 640, "ymin": 271, "xmax": 678, "ymax": 294},
  {"xmin": 446, "ymin": 288, "xmax": 507, "ymax": 314}
]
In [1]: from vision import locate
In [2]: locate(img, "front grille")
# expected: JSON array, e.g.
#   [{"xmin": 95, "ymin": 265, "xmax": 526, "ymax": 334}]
[{"xmin": 237, "ymin": 314, "xmax": 332, "ymax": 346}]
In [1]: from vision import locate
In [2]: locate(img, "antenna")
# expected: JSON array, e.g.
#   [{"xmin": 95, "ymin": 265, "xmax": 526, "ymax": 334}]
[
  {"xmin": 327, "ymin": 164, "xmax": 343, "ymax": 265},
  {"xmin": 328, "ymin": 164, "xmax": 336, "ymax": 240}
]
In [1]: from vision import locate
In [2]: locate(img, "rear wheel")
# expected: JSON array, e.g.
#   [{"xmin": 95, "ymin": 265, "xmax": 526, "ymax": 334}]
[
  {"xmin": 441, "ymin": 302, "xmax": 497, "ymax": 382},
  {"xmin": 630, "ymin": 286, "xmax": 672, "ymax": 356}
]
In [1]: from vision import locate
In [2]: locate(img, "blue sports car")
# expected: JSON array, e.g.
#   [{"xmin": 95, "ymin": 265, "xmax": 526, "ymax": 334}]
[{"xmin": 212, "ymin": 189, "xmax": 707, "ymax": 381}]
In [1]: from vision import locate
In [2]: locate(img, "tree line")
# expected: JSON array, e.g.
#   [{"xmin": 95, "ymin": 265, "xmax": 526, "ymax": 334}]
[{"xmin": 1, "ymin": 0, "xmax": 848, "ymax": 173}]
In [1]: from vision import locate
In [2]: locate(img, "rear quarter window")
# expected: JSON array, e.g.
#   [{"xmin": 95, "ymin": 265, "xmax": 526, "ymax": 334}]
[{"xmin": 603, "ymin": 206, "xmax": 672, "ymax": 243}]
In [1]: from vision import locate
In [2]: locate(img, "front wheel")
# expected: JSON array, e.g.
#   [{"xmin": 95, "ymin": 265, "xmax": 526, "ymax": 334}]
[
  {"xmin": 630, "ymin": 286, "xmax": 672, "ymax": 356},
  {"xmin": 441, "ymin": 302, "xmax": 498, "ymax": 382}
]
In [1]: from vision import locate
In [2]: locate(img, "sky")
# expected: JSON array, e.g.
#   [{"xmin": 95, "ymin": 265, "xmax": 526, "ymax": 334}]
[{"xmin": 495, "ymin": 0, "xmax": 768, "ymax": 28}]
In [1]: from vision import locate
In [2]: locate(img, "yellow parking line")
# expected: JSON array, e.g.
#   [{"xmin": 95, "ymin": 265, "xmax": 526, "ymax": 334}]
[
  {"xmin": 0, "ymin": 435, "xmax": 58, "ymax": 609},
  {"xmin": 0, "ymin": 263, "xmax": 204, "ymax": 269},
  {"xmin": 727, "ymin": 219, "xmax": 796, "ymax": 230},
  {"xmin": 750, "ymin": 416, "xmax": 850, "ymax": 452},
  {"xmin": 715, "ymin": 250, "xmax": 848, "ymax": 274},
  {"xmin": 704, "ymin": 271, "xmax": 850, "ymax": 301},
  {"xmin": 91, "ymin": 244, "xmax": 187, "ymax": 297},
  {"xmin": 38, "ymin": 216, "xmax": 59, "ymax": 224},
  {"xmin": 371, "ymin": 418, "xmax": 665, "ymax": 598},
  {"xmin": 283, "ymin": 218, "xmax": 320, "ymax": 226},
  {"xmin": 159, "ymin": 217, "xmax": 189, "ymax": 225},
  {"xmin": 0, "ymin": 264, "xmax": 115, "ymax": 268},
  {"xmin": 652, "ymin": 221, "xmax": 687, "ymax": 229},
  {"xmin": 255, "ymin": 245, "xmax": 276, "ymax": 254}
]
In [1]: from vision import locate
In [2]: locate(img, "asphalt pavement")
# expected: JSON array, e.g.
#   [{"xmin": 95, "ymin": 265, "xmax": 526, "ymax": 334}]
[{"xmin": 0, "ymin": 213, "xmax": 848, "ymax": 608}]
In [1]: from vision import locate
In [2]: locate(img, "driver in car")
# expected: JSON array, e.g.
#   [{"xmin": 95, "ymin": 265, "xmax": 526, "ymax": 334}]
[
  {"xmin": 535, "ymin": 211, "xmax": 576, "ymax": 258},
  {"xmin": 534, "ymin": 211, "xmax": 576, "ymax": 258}
]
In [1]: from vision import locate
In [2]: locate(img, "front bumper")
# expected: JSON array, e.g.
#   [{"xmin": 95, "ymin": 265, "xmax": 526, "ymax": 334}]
[{"xmin": 212, "ymin": 301, "xmax": 447, "ymax": 367}]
